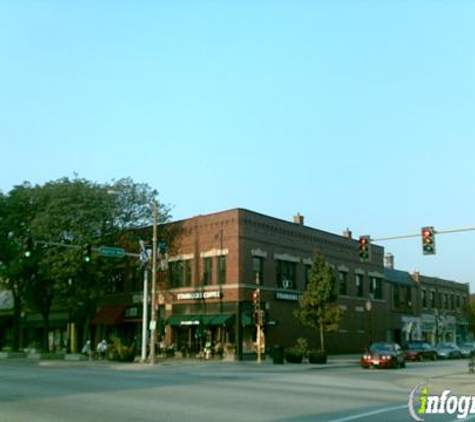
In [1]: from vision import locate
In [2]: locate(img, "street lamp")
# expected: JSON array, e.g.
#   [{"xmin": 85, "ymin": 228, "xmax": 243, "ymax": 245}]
[{"xmin": 365, "ymin": 298, "xmax": 372, "ymax": 347}]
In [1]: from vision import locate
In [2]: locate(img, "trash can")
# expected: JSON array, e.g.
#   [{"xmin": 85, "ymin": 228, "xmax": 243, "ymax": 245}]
[{"xmin": 273, "ymin": 345, "xmax": 284, "ymax": 364}]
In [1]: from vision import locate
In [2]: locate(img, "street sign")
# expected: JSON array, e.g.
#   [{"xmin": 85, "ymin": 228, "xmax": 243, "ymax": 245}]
[{"xmin": 98, "ymin": 246, "xmax": 126, "ymax": 258}]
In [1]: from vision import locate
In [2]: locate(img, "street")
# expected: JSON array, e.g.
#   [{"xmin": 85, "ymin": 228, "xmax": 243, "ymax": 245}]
[{"xmin": 0, "ymin": 357, "xmax": 474, "ymax": 422}]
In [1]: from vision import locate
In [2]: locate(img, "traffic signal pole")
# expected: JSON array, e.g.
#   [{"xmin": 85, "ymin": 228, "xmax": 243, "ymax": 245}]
[{"xmin": 370, "ymin": 225, "xmax": 475, "ymax": 242}]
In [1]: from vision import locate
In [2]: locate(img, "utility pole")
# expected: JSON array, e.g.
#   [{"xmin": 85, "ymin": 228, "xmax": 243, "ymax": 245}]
[{"xmin": 149, "ymin": 202, "xmax": 158, "ymax": 365}]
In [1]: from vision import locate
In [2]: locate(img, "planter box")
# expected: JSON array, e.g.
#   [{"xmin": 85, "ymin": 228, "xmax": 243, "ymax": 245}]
[
  {"xmin": 285, "ymin": 352, "xmax": 303, "ymax": 363},
  {"xmin": 308, "ymin": 352, "xmax": 327, "ymax": 364}
]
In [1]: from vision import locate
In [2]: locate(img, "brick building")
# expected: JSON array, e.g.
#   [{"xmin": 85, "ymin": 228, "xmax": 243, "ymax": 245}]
[
  {"xmin": 158, "ymin": 208, "xmax": 386, "ymax": 358},
  {"xmin": 4, "ymin": 207, "xmax": 471, "ymax": 357}
]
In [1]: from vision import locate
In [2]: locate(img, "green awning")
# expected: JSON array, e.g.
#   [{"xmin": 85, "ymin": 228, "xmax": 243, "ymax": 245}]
[
  {"xmin": 210, "ymin": 314, "xmax": 234, "ymax": 326},
  {"xmin": 166, "ymin": 314, "xmax": 234, "ymax": 327}
]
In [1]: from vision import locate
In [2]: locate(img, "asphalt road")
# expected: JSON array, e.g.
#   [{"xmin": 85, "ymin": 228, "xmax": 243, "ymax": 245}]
[{"xmin": 0, "ymin": 357, "xmax": 474, "ymax": 422}]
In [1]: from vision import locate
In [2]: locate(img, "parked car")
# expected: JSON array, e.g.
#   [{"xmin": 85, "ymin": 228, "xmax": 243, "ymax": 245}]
[
  {"xmin": 458, "ymin": 342, "xmax": 475, "ymax": 358},
  {"xmin": 435, "ymin": 343, "xmax": 462, "ymax": 359},
  {"xmin": 404, "ymin": 342, "xmax": 437, "ymax": 361},
  {"xmin": 360, "ymin": 342, "xmax": 406, "ymax": 369}
]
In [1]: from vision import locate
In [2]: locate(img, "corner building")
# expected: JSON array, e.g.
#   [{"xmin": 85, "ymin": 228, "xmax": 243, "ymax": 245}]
[{"xmin": 159, "ymin": 208, "xmax": 386, "ymax": 359}]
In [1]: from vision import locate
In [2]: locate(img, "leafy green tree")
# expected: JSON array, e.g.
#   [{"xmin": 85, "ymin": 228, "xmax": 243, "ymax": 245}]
[
  {"xmin": 0, "ymin": 183, "xmax": 39, "ymax": 350},
  {"xmin": 0, "ymin": 176, "xmax": 171, "ymax": 351},
  {"xmin": 466, "ymin": 295, "xmax": 475, "ymax": 338},
  {"xmin": 294, "ymin": 252, "xmax": 342, "ymax": 354}
]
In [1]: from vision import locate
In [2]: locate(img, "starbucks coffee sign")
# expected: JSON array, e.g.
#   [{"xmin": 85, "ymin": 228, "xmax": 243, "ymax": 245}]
[{"xmin": 176, "ymin": 290, "xmax": 222, "ymax": 301}]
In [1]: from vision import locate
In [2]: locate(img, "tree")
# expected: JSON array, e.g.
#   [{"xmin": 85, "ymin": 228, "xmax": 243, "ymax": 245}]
[
  {"xmin": 467, "ymin": 294, "xmax": 475, "ymax": 338},
  {"xmin": 0, "ymin": 183, "xmax": 39, "ymax": 350},
  {"xmin": 0, "ymin": 176, "xmax": 171, "ymax": 351},
  {"xmin": 294, "ymin": 252, "xmax": 342, "ymax": 354}
]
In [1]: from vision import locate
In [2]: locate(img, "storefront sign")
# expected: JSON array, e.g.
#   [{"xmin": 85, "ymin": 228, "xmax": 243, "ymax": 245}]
[
  {"xmin": 275, "ymin": 292, "xmax": 301, "ymax": 301},
  {"xmin": 176, "ymin": 290, "xmax": 222, "ymax": 301}
]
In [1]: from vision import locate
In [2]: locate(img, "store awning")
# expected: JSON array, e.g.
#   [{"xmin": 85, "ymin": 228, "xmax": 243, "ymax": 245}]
[
  {"xmin": 91, "ymin": 306, "xmax": 125, "ymax": 325},
  {"xmin": 166, "ymin": 314, "xmax": 234, "ymax": 327}
]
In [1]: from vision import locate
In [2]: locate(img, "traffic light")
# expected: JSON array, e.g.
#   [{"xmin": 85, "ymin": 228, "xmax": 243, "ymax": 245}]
[
  {"xmin": 83, "ymin": 244, "xmax": 92, "ymax": 263},
  {"xmin": 358, "ymin": 235, "xmax": 371, "ymax": 262},
  {"xmin": 421, "ymin": 226, "xmax": 436, "ymax": 255},
  {"xmin": 252, "ymin": 289, "xmax": 260, "ymax": 307},
  {"xmin": 23, "ymin": 237, "xmax": 33, "ymax": 258}
]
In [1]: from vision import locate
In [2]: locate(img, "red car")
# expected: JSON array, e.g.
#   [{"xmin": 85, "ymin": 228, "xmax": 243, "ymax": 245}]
[{"xmin": 360, "ymin": 342, "xmax": 406, "ymax": 369}]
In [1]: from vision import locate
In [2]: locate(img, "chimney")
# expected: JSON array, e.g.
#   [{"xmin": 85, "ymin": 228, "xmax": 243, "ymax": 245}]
[
  {"xmin": 412, "ymin": 271, "xmax": 420, "ymax": 282},
  {"xmin": 384, "ymin": 253, "xmax": 394, "ymax": 269},
  {"xmin": 293, "ymin": 213, "xmax": 304, "ymax": 225},
  {"xmin": 342, "ymin": 228, "xmax": 352, "ymax": 239}
]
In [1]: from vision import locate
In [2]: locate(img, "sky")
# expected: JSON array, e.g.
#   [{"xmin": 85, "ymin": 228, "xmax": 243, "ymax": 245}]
[{"xmin": 1, "ymin": 1, "xmax": 474, "ymax": 290}]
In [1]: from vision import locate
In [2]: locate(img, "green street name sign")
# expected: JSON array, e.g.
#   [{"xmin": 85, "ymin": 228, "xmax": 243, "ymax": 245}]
[{"xmin": 98, "ymin": 246, "xmax": 126, "ymax": 258}]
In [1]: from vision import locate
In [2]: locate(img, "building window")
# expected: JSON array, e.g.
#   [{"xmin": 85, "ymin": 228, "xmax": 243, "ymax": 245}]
[
  {"xmin": 393, "ymin": 285, "xmax": 400, "ymax": 308},
  {"xmin": 169, "ymin": 260, "xmax": 192, "ymax": 288},
  {"xmin": 218, "ymin": 256, "xmax": 226, "ymax": 285},
  {"xmin": 456, "ymin": 295, "xmax": 460, "ymax": 309},
  {"xmin": 338, "ymin": 271, "xmax": 348, "ymax": 296},
  {"xmin": 304, "ymin": 265, "xmax": 311, "ymax": 288},
  {"xmin": 355, "ymin": 274, "xmax": 364, "ymax": 297},
  {"xmin": 276, "ymin": 260, "xmax": 296, "ymax": 289},
  {"xmin": 444, "ymin": 293, "xmax": 449, "ymax": 310},
  {"xmin": 253, "ymin": 256, "xmax": 264, "ymax": 285},
  {"xmin": 451, "ymin": 294, "xmax": 455, "ymax": 310},
  {"xmin": 421, "ymin": 289, "xmax": 427, "ymax": 308},
  {"xmin": 430, "ymin": 291, "xmax": 436, "ymax": 308},
  {"xmin": 203, "ymin": 257, "xmax": 213, "ymax": 286},
  {"xmin": 370, "ymin": 277, "xmax": 382, "ymax": 300},
  {"xmin": 405, "ymin": 286, "xmax": 412, "ymax": 307}
]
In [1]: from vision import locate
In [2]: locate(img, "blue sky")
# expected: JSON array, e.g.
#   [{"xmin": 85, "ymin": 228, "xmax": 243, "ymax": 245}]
[{"xmin": 1, "ymin": 1, "xmax": 474, "ymax": 289}]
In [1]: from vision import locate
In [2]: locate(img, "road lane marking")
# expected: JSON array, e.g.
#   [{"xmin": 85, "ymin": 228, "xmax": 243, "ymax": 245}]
[{"xmin": 326, "ymin": 404, "xmax": 407, "ymax": 422}]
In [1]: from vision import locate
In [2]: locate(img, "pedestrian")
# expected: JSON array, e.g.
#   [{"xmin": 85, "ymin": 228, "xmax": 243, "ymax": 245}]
[
  {"xmin": 81, "ymin": 340, "xmax": 92, "ymax": 359},
  {"xmin": 97, "ymin": 339, "xmax": 107, "ymax": 359}
]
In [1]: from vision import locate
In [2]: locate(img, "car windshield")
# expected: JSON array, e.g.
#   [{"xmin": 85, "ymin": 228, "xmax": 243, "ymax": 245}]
[{"xmin": 370, "ymin": 343, "xmax": 394, "ymax": 352}]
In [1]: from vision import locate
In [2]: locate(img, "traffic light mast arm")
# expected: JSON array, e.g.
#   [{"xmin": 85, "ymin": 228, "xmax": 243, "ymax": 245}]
[{"xmin": 372, "ymin": 225, "xmax": 475, "ymax": 242}]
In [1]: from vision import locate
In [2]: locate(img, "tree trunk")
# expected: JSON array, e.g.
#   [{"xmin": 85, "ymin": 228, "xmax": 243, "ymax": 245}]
[{"xmin": 319, "ymin": 323, "xmax": 325, "ymax": 353}]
